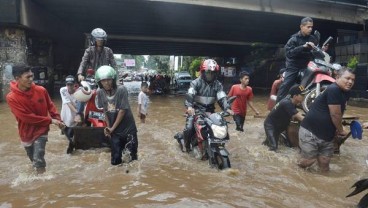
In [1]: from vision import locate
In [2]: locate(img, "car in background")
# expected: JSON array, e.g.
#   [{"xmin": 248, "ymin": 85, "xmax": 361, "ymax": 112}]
[{"xmin": 173, "ymin": 71, "xmax": 192, "ymax": 92}]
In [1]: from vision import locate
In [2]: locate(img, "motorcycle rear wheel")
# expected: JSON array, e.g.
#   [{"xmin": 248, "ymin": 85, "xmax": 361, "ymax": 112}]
[{"xmin": 302, "ymin": 85, "xmax": 329, "ymax": 113}]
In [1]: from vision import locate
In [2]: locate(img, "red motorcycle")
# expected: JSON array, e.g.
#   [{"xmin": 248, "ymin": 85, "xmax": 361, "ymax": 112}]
[
  {"xmin": 73, "ymin": 81, "xmax": 109, "ymax": 149},
  {"xmin": 175, "ymin": 96, "xmax": 236, "ymax": 170},
  {"xmin": 299, "ymin": 33, "xmax": 339, "ymax": 112}
]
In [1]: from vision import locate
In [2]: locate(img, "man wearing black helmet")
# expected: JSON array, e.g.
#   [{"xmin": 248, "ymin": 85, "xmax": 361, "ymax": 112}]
[
  {"xmin": 174, "ymin": 59, "xmax": 233, "ymax": 152},
  {"xmin": 76, "ymin": 28, "xmax": 117, "ymax": 122}
]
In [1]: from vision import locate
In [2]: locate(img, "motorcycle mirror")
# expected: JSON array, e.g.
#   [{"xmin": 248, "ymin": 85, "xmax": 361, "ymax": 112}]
[
  {"xmin": 314, "ymin": 30, "xmax": 321, "ymax": 45},
  {"xmin": 322, "ymin": 36, "xmax": 333, "ymax": 48},
  {"xmin": 227, "ymin": 96, "xmax": 237, "ymax": 105}
]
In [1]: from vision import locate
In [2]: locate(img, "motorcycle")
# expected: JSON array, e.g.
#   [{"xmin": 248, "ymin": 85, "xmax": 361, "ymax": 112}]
[
  {"xmin": 297, "ymin": 31, "xmax": 340, "ymax": 112},
  {"xmin": 73, "ymin": 81, "xmax": 110, "ymax": 149},
  {"xmin": 175, "ymin": 96, "xmax": 236, "ymax": 170}
]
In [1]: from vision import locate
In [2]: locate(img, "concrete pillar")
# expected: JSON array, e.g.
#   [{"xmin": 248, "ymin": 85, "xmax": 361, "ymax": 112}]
[
  {"xmin": 0, "ymin": 27, "xmax": 27, "ymax": 102},
  {"xmin": 0, "ymin": 26, "xmax": 57, "ymax": 101}
]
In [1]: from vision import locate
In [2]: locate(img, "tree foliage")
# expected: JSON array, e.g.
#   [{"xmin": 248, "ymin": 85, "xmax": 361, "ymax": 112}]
[{"xmin": 146, "ymin": 55, "xmax": 170, "ymax": 74}]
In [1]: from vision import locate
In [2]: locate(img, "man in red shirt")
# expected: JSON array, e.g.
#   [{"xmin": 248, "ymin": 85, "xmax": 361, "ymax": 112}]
[
  {"xmin": 228, "ymin": 71, "xmax": 260, "ymax": 132},
  {"xmin": 6, "ymin": 65, "xmax": 64, "ymax": 174}
]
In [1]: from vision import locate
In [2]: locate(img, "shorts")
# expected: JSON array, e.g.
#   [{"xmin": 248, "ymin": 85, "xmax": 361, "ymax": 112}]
[
  {"xmin": 24, "ymin": 135, "xmax": 48, "ymax": 168},
  {"xmin": 298, "ymin": 126, "xmax": 334, "ymax": 158},
  {"xmin": 140, "ymin": 113, "xmax": 146, "ymax": 120}
]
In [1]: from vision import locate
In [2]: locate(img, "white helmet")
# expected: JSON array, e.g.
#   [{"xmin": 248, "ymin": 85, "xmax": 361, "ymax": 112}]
[
  {"xmin": 73, "ymin": 81, "xmax": 92, "ymax": 102},
  {"xmin": 332, "ymin": 63, "xmax": 342, "ymax": 71}
]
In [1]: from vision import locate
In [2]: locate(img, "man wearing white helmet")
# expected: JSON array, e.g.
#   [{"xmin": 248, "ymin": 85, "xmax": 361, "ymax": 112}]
[
  {"xmin": 77, "ymin": 28, "xmax": 117, "ymax": 81},
  {"xmin": 76, "ymin": 28, "xmax": 117, "ymax": 122}
]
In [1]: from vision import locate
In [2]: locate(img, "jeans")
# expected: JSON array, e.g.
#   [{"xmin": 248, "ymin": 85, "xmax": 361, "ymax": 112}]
[
  {"xmin": 110, "ymin": 133, "xmax": 138, "ymax": 165},
  {"xmin": 24, "ymin": 136, "xmax": 48, "ymax": 168},
  {"xmin": 76, "ymin": 101, "xmax": 85, "ymax": 115},
  {"xmin": 183, "ymin": 115, "xmax": 194, "ymax": 150},
  {"xmin": 276, "ymin": 67, "xmax": 300, "ymax": 103},
  {"xmin": 264, "ymin": 119, "xmax": 282, "ymax": 151},
  {"xmin": 233, "ymin": 114, "xmax": 245, "ymax": 131}
]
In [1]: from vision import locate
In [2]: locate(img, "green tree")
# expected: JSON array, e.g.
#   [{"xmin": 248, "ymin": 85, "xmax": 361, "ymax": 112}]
[
  {"xmin": 347, "ymin": 56, "xmax": 358, "ymax": 70},
  {"xmin": 189, "ymin": 57, "xmax": 204, "ymax": 77},
  {"xmin": 146, "ymin": 55, "xmax": 170, "ymax": 74}
]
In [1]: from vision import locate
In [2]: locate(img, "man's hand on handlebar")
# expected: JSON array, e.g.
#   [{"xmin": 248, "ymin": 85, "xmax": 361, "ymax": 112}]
[
  {"xmin": 187, "ymin": 107, "xmax": 195, "ymax": 116},
  {"xmin": 226, "ymin": 109, "xmax": 234, "ymax": 116},
  {"xmin": 304, "ymin": 42, "xmax": 316, "ymax": 49},
  {"xmin": 78, "ymin": 74, "xmax": 85, "ymax": 82}
]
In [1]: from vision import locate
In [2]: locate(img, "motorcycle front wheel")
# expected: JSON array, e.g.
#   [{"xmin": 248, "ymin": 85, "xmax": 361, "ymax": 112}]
[
  {"xmin": 212, "ymin": 153, "xmax": 231, "ymax": 170},
  {"xmin": 302, "ymin": 85, "xmax": 329, "ymax": 113}
]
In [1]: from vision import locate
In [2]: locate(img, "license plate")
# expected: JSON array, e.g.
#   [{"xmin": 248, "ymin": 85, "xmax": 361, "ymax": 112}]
[
  {"xmin": 210, "ymin": 138, "xmax": 229, "ymax": 143},
  {"xmin": 89, "ymin": 111, "xmax": 105, "ymax": 120}
]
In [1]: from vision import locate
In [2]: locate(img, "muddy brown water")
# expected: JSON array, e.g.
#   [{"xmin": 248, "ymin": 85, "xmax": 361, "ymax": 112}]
[{"xmin": 1, "ymin": 81, "xmax": 368, "ymax": 208}]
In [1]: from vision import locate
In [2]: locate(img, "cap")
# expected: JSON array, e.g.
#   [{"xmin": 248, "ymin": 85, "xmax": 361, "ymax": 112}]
[
  {"xmin": 289, "ymin": 85, "xmax": 307, "ymax": 96},
  {"xmin": 65, "ymin": 75, "xmax": 75, "ymax": 84}
]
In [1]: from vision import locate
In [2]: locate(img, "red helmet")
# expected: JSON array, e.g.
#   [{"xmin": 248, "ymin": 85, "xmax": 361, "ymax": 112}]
[
  {"xmin": 200, "ymin": 59, "xmax": 219, "ymax": 72},
  {"xmin": 86, "ymin": 68, "xmax": 95, "ymax": 75}
]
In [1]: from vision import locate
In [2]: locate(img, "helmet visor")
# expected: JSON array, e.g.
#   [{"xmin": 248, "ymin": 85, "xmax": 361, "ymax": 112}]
[{"xmin": 205, "ymin": 71, "xmax": 216, "ymax": 82}]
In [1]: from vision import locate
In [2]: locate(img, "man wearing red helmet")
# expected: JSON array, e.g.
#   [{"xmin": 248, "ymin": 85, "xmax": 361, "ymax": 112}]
[{"xmin": 176, "ymin": 59, "xmax": 233, "ymax": 152}]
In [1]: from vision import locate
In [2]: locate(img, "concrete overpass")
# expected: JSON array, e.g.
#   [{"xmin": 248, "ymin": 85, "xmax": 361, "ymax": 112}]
[
  {"xmin": 1, "ymin": 0, "xmax": 366, "ymax": 56},
  {"xmin": 0, "ymin": 0, "xmax": 367, "ymax": 100}
]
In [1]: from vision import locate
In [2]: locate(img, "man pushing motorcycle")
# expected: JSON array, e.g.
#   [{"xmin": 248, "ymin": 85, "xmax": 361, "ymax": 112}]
[{"xmin": 175, "ymin": 59, "xmax": 233, "ymax": 152}]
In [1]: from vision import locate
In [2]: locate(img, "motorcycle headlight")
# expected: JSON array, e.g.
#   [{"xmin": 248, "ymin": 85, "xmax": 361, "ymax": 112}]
[{"xmin": 211, "ymin": 124, "xmax": 227, "ymax": 139}]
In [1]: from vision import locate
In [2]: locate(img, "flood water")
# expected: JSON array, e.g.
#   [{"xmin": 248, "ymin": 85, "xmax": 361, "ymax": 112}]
[{"xmin": 1, "ymin": 81, "xmax": 368, "ymax": 208}]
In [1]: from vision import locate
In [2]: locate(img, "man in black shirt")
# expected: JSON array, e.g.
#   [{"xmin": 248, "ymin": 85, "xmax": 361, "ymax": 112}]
[
  {"xmin": 276, "ymin": 17, "xmax": 318, "ymax": 102},
  {"xmin": 298, "ymin": 67, "xmax": 355, "ymax": 172},
  {"xmin": 263, "ymin": 85, "xmax": 305, "ymax": 151}
]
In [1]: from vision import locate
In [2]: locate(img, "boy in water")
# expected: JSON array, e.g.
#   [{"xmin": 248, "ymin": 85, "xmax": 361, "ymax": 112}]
[
  {"xmin": 228, "ymin": 71, "xmax": 259, "ymax": 132},
  {"xmin": 60, "ymin": 75, "xmax": 78, "ymax": 154},
  {"xmin": 95, "ymin": 65, "xmax": 138, "ymax": 165},
  {"xmin": 137, "ymin": 82, "xmax": 150, "ymax": 123}
]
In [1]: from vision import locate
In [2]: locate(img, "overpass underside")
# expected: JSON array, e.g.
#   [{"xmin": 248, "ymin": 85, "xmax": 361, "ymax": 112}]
[{"xmin": 1, "ymin": 0, "xmax": 363, "ymax": 56}]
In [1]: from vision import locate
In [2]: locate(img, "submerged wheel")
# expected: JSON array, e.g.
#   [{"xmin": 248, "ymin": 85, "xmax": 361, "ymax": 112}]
[
  {"xmin": 214, "ymin": 153, "xmax": 231, "ymax": 170},
  {"xmin": 302, "ymin": 85, "xmax": 329, "ymax": 113}
]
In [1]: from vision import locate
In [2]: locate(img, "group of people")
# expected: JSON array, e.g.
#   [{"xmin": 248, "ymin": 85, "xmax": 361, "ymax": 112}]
[
  {"xmin": 4, "ymin": 17, "xmax": 363, "ymax": 175},
  {"xmin": 261, "ymin": 17, "xmax": 357, "ymax": 172},
  {"xmin": 6, "ymin": 28, "xmax": 150, "ymax": 174},
  {"xmin": 178, "ymin": 17, "xmax": 359, "ymax": 173}
]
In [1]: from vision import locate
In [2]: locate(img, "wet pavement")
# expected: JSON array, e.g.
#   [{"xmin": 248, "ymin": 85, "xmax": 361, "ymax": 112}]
[{"xmin": 1, "ymin": 81, "xmax": 368, "ymax": 207}]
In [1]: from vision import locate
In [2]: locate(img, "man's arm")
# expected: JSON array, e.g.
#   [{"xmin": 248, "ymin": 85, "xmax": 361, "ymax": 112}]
[
  {"xmin": 110, "ymin": 109, "xmax": 125, "ymax": 133},
  {"xmin": 292, "ymin": 112, "xmax": 304, "ymax": 122},
  {"xmin": 77, "ymin": 48, "xmax": 91, "ymax": 80},
  {"xmin": 107, "ymin": 48, "xmax": 117, "ymax": 69},
  {"xmin": 285, "ymin": 37, "xmax": 310, "ymax": 59},
  {"xmin": 328, "ymin": 104, "xmax": 347, "ymax": 135},
  {"xmin": 247, "ymin": 100, "xmax": 260, "ymax": 115}
]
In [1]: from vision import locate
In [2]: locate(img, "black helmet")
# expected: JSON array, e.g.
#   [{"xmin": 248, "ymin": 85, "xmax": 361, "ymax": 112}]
[{"xmin": 90, "ymin": 28, "xmax": 107, "ymax": 46}]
